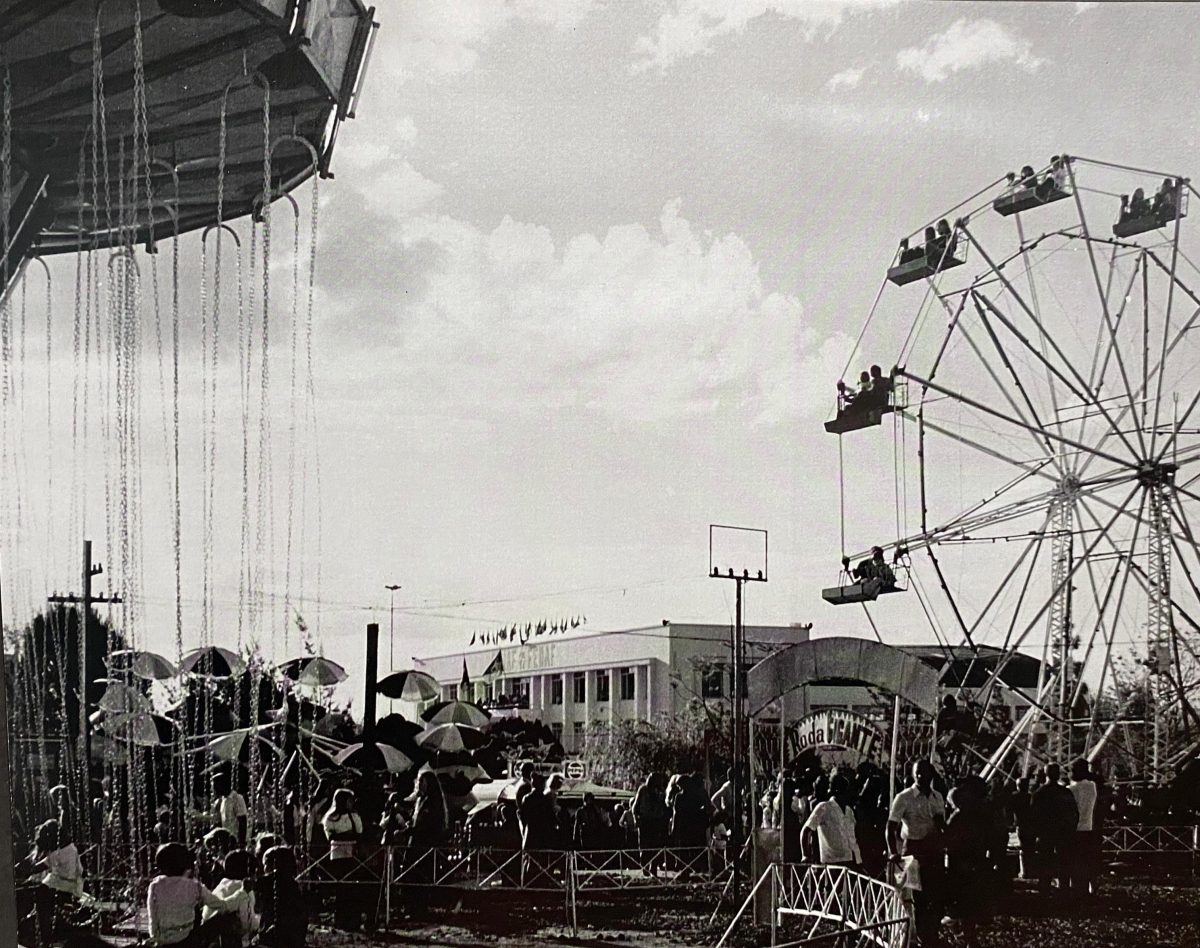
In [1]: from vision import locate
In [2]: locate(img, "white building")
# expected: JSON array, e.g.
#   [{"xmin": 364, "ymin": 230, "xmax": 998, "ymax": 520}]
[{"xmin": 413, "ymin": 622, "xmax": 812, "ymax": 751}]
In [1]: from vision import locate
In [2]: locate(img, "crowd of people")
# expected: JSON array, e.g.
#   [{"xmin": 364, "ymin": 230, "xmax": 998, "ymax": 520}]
[
  {"xmin": 755, "ymin": 755, "xmax": 1103, "ymax": 947},
  {"xmin": 12, "ymin": 742, "xmax": 1182, "ymax": 948}
]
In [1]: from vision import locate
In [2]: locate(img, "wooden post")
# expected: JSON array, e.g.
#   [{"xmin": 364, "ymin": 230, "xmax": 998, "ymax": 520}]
[
  {"xmin": 0, "ymin": 558, "xmax": 20, "ymax": 948},
  {"xmin": 363, "ymin": 622, "xmax": 379, "ymax": 745}
]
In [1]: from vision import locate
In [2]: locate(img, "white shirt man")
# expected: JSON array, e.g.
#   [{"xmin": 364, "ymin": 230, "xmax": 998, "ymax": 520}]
[
  {"xmin": 888, "ymin": 783, "xmax": 946, "ymax": 845},
  {"xmin": 803, "ymin": 799, "xmax": 861, "ymax": 865},
  {"xmin": 213, "ymin": 790, "xmax": 248, "ymax": 841},
  {"xmin": 1069, "ymin": 775, "xmax": 1097, "ymax": 831}
]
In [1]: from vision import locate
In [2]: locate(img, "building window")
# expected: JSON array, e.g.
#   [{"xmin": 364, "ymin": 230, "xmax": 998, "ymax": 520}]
[
  {"xmin": 551, "ymin": 677, "xmax": 564, "ymax": 705},
  {"xmin": 551, "ymin": 722, "xmax": 563, "ymax": 743},
  {"xmin": 596, "ymin": 669, "xmax": 610, "ymax": 703},
  {"xmin": 573, "ymin": 721, "xmax": 585, "ymax": 746},
  {"xmin": 701, "ymin": 664, "xmax": 725, "ymax": 699},
  {"xmin": 445, "ymin": 684, "xmax": 458, "ymax": 701},
  {"xmin": 511, "ymin": 677, "xmax": 530, "ymax": 702},
  {"xmin": 620, "ymin": 667, "xmax": 635, "ymax": 701},
  {"xmin": 573, "ymin": 671, "xmax": 586, "ymax": 704}
]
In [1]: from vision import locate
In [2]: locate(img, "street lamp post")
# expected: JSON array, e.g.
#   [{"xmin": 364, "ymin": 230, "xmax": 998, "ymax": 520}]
[{"xmin": 384, "ymin": 584, "xmax": 401, "ymax": 672}]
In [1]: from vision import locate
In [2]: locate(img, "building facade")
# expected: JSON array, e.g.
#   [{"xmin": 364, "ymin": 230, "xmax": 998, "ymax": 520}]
[{"xmin": 414, "ymin": 622, "xmax": 812, "ymax": 751}]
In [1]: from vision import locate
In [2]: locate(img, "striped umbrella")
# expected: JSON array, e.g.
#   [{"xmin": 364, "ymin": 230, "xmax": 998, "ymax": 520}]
[
  {"xmin": 420, "ymin": 700, "xmax": 490, "ymax": 728},
  {"xmin": 278, "ymin": 656, "xmax": 349, "ymax": 688},
  {"xmin": 415, "ymin": 723, "xmax": 487, "ymax": 754},
  {"xmin": 109, "ymin": 649, "xmax": 179, "ymax": 681},
  {"xmin": 180, "ymin": 646, "xmax": 246, "ymax": 678},
  {"xmin": 333, "ymin": 741, "xmax": 415, "ymax": 774},
  {"xmin": 376, "ymin": 669, "xmax": 439, "ymax": 701}
]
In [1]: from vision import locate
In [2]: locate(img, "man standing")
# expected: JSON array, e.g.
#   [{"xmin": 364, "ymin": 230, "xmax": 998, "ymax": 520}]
[
  {"xmin": 1067, "ymin": 759, "xmax": 1098, "ymax": 895},
  {"xmin": 1031, "ymin": 763, "xmax": 1078, "ymax": 895},
  {"xmin": 211, "ymin": 775, "xmax": 249, "ymax": 847},
  {"xmin": 887, "ymin": 759, "xmax": 946, "ymax": 948},
  {"xmin": 802, "ymin": 775, "xmax": 861, "ymax": 867}
]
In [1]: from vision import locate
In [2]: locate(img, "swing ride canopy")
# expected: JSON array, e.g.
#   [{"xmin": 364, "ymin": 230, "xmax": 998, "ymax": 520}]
[
  {"xmin": 829, "ymin": 153, "xmax": 1200, "ymax": 780},
  {"xmin": 0, "ymin": 0, "xmax": 377, "ymax": 279}
]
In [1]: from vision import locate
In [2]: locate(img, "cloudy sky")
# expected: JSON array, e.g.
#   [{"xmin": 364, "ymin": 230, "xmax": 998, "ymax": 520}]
[{"xmin": 9, "ymin": 0, "xmax": 1200, "ymax": 694}]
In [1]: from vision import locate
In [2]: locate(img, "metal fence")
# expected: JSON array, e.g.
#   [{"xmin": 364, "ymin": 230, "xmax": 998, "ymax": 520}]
[{"xmin": 717, "ymin": 863, "xmax": 909, "ymax": 948}]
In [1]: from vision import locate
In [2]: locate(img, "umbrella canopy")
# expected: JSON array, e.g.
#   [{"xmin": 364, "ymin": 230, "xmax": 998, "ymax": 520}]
[
  {"xmin": 96, "ymin": 680, "xmax": 153, "ymax": 715},
  {"xmin": 278, "ymin": 656, "xmax": 349, "ymax": 688},
  {"xmin": 180, "ymin": 646, "xmax": 246, "ymax": 678},
  {"xmin": 93, "ymin": 709, "xmax": 177, "ymax": 747},
  {"xmin": 416, "ymin": 722, "xmax": 487, "ymax": 754},
  {"xmin": 421, "ymin": 700, "xmax": 490, "ymax": 728},
  {"xmin": 376, "ymin": 669, "xmax": 439, "ymax": 701},
  {"xmin": 109, "ymin": 649, "xmax": 179, "ymax": 681},
  {"xmin": 333, "ymin": 741, "xmax": 415, "ymax": 774},
  {"xmin": 197, "ymin": 726, "xmax": 283, "ymax": 762}
]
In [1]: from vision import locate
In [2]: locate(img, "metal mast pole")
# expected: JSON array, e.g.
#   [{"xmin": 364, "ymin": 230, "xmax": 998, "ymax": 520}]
[
  {"xmin": 1045, "ymin": 482, "xmax": 1078, "ymax": 769},
  {"xmin": 0, "ymin": 552, "xmax": 20, "ymax": 948},
  {"xmin": 731, "ymin": 576, "xmax": 743, "ymax": 897}
]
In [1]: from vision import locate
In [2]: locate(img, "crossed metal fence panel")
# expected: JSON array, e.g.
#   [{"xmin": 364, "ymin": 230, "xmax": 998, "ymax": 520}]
[
  {"xmin": 1102, "ymin": 824, "xmax": 1197, "ymax": 855},
  {"xmin": 571, "ymin": 846, "xmax": 730, "ymax": 891},
  {"xmin": 774, "ymin": 863, "xmax": 909, "ymax": 948}
]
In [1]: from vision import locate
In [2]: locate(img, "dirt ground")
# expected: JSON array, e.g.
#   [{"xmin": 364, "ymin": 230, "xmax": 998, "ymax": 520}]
[{"xmin": 303, "ymin": 875, "xmax": 1200, "ymax": 948}]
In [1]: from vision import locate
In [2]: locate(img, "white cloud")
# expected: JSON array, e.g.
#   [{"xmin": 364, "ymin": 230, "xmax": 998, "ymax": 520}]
[
  {"xmin": 331, "ymin": 198, "xmax": 842, "ymax": 428},
  {"xmin": 826, "ymin": 65, "xmax": 866, "ymax": 91},
  {"xmin": 388, "ymin": 0, "xmax": 598, "ymax": 78},
  {"xmin": 896, "ymin": 18, "xmax": 1044, "ymax": 83},
  {"xmin": 1074, "ymin": 2, "xmax": 1098, "ymax": 12},
  {"xmin": 632, "ymin": 0, "xmax": 899, "ymax": 73}
]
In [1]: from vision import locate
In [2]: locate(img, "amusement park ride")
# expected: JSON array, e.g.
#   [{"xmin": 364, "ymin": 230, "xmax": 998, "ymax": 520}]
[
  {"xmin": 0, "ymin": 1, "xmax": 378, "ymax": 940},
  {"xmin": 823, "ymin": 154, "xmax": 1200, "ymax": 787}
]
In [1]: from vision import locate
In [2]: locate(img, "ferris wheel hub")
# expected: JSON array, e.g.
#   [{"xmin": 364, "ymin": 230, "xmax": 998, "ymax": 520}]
[{"xmin": 1137, "ymin": 462, "xmax": 1179, "ymax": 488}]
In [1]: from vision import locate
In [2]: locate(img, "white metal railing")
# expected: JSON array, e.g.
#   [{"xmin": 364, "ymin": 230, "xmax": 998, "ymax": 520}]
[{"xmin": 717, "ymin": 863, "xmax": 909, "ymax": 948}]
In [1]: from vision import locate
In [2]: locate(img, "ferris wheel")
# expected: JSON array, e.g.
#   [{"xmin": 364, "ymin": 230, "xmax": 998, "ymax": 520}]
[{"xmin": 824, "ymin": 154, "xmax": 1200, "ymax": 782}]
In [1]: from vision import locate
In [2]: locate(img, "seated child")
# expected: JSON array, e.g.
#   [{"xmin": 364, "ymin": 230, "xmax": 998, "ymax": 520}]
[
  {"xmin": 25, "ymin": 819, "xmax": 84, "ymax": 948},
  {"xmin": 257, "ymin": 845, "xmax": 307, "ymax": 948},
  {"xmin": 146, "ymin": 842, "xmax": 238, "ymax": 947},
  {"xmin": 202, "ymin": 850, "xmax": 259, "ymax": 946}
]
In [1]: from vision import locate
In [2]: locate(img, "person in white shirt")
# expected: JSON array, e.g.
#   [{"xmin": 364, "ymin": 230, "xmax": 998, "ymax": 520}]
[
  {"xmin": 887, "ymin": 760, "xmax": 947, "ymax": 948},
  {"xmin": 202, "ymin": 850, "xmax": 260, "ymax": 945},
  {"xmin": 322, "ymin": 788, "xmax": 364, "ymax": 931},
  {"xmin": 25, "ymin": 819, "xmax": 83, "ymax": 948},
  {"xmin": 146, "ymin": 842, "xmax": 237, "ymax": 947},
  {"xmin": 212, "ymin": 777, "xmax": 249, "ymax": 846},
  {"xmin": 1067, "ymin": 758, "xmax": 1099, "ymax": 895},
  {"xmin": 801, "ymin": 776, "xmax": 861, "ymax": 867}
]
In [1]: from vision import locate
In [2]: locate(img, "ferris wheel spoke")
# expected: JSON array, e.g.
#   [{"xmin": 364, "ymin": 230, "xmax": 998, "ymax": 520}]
[
  {"xmin": 972, "ymin": 288, "xmax": 1143, "ymax": 463},
  {"xmin": 899, "ymin": 369, "xmax": 1136, "ymax": 470},
  {"xmin": 1149, "ymin": 210, "xmax": 1187, "ymax": 460},
  {"xmin": 961, "ymin": 299, "xmax": 1061, "ymax": 464},
  {"xmin": 1080, "ymin": 250, "xmax": 1150, "ymax": 460},
  {"xmin": 980, "ymin": 483, "xmax": 1141, "ymax": 700}
]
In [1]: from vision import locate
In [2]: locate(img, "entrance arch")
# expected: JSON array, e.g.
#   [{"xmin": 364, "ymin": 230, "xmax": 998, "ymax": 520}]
[{"xmin": 747, "ymin": 636, "xmax": 942, "ymax": 717}]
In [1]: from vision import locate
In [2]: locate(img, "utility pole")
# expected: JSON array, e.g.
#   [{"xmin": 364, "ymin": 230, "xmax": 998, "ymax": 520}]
[
  {"xmin": 47, "ymin": 540, "xmax": 122, "ymax": 807},
  {"xmin": 363, "ymin": 622, "xmax": 380, "ymax": 747},
  {"xmin": 708, "ymin": 524, "xmax": 768, "ymax": 900}
]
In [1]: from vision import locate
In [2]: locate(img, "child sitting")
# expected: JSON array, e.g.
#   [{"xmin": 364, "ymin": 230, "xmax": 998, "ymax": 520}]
[
  {"xmin": 146, "ymin": 842, "xmax": 238, "ymax": 947},
  {"xmin": 196, "ymin": 828, "xmax": 235, "ymax": 889},
  {"xmin": 24, "ymin": 818, "xmax": 84, "ymax": 948},
  {"xmin": 202, "ymin": 850, "xmax": 259, "ymax": 946},
  {"xmin": 257, "ymin": 845, "xmax": 307, "ymax": 948}
]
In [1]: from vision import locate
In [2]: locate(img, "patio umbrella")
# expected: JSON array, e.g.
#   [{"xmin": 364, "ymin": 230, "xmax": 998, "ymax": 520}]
[
  {"xmin": 109, "ymin": 649, "xmax": 179, "ymax": 681},
  {"xmin": 421, "ymin": 699, "xmax": 490, "ymax": 728},
  {"xmin": 277, "ymin": 656, "xmax": 349, "ymax": 688},
  {"xmin": 333, "ymin": 741, "xmax": 415, "ymax": 774},
  {"xmin": 180, "ymin": 646, "xmax": 246, "ymax": 678},
  {"xmin": 96, "ymin": 679, "xmax": 153, "ymax": 715},
  {"xmin": 376, "ymin": 669, "xmax": 439, "ymax": 701},
  {"xmin": 416, "ymin": 723, "xmax": 487, "ymax": 754}
]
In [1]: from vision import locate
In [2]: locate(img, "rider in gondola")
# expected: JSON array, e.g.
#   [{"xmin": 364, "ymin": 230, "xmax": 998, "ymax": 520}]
[{"xmin": 851, "ymin": 546, "xmax": 897, "ymax": 591}]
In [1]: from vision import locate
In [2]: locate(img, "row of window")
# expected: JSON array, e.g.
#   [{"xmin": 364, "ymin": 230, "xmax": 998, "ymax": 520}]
[{"xmin": 549, "ymin": 667, "xmax": 636, "ymax": 705}]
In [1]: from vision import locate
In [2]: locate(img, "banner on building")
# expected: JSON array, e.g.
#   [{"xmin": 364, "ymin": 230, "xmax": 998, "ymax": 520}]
[{"xmin": 753, "ymin": 708, "xmax": 887, "ymax": 775}]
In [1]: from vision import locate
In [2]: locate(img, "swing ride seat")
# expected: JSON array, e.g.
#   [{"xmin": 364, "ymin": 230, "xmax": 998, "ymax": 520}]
[
  {"xmin": 824, "ymin": 403, "xmax": 894, "ymax": 434},
  {"xmin": 886, "ymin": 250, "xmax": 965, "ymax": 286},
  {"xmin": 1113, "ymin": 205, "xmax": 1187, "ymax": 238},
  {"xmin": 821, "ymin": 578, "xmax": 903, "ymax": 606},
  {"xmin": 992, "ymin": 185, "xmax": 1071, "ymax": 217}
]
